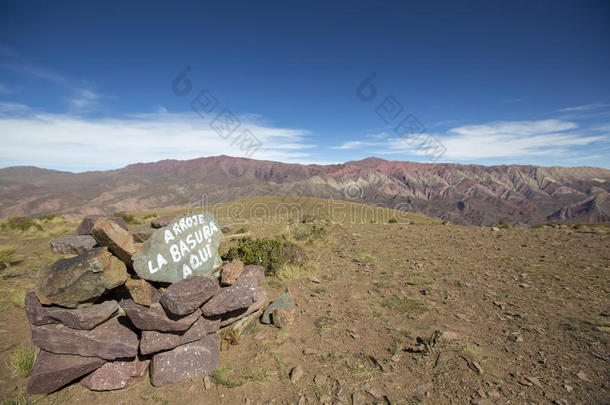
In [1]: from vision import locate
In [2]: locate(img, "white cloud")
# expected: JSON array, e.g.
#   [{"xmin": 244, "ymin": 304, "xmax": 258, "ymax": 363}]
[
  {"xmin": 557, "ymin": 102, "xmax": 610, "ymax": 112},
  {"xmin": 0, "ymin": 109, "xmax": 316, "ymax": 171},
  {"xmin": 0, "ymin": 102, "xmax": 30, "ymax": 113},
  {"xmin": 332, "ymin": 140, "xmax": 384, "ymax": 150},
  {"xmin": 156, "ymin": 105, "xmax": 168, "ymax": 113}
]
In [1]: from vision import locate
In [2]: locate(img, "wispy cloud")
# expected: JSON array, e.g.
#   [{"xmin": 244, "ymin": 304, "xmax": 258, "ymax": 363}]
[
  {"xmin": 557, "ymin": 102, "xmax": 610, "ymax": 112},
  {"xmin": 0, "ymin": 102, "xmax": 30, "ymax": 114},
  {"xmin": 0, "ymin": 83, "xmax": 12, "ymax": 95},
  {"xmin": 0, "ymin": 107, "xmax": 316, "ymax": 171}
]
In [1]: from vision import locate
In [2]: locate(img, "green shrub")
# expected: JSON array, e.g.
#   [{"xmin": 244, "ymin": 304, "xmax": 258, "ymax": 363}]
[
  {"xmin": 143, "ymin": 213, "xmax": 158, "ymax": 220},
  {"xmin": 572, "ymin": 223, "xmax": 585, "ymax": 230},
  {"xmin": 234, "ymin": 227, "xmax": 248, "ymax": 234},
  {"xmin": 111, "ymin": 211, "xmax": 141, "ymax": 225},
  {"xmin": 0, "ymin": 245, "xmax": 17, "ymax": 268},
  {"xmin": 37, "ymin": 213, "xmax": 62, "ymax": 221},
  {"xmin": 388, "ymin": 218, "xmax": 398, "ymax": 224},
  {"xmin": 1, "ymin": 217, "xmax": 42, "ymax": 232},
  {"xmin": 292, "ymin": 224, "xmax": 326, "ymax": 242},
  {"xmin": 498, "ymin": 218, "xmax": 511, "ymax": 229},
  {"xmin": 223, "ymin": 237, "xmax": 305, "ymax": 276}
]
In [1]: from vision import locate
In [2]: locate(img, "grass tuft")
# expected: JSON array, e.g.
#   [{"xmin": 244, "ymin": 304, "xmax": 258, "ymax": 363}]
[
  {"xmin": 210, "ymin": 367, "xmax": 244, "ymax": 388},
  {"xmin": 11, "ymin": 343, "xmax": 37, "ymax": 377},
  {"xmin": 382, "ymin": 294, "xmax": 429, "ymax": 315},
  {"xmin": 0, "ymin": 245, "xmax": 18, "ymax": 268},
  {"xmin": 353, "ymin": 251, "xmax": 376, "ymax": 263}
]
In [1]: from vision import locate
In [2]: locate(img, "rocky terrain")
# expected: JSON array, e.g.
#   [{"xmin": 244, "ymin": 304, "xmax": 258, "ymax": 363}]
[
  {"xmin": 1, "ymin": 156, "xmax": 609, "ymax": 226},
  {"xmin": 0, "ymin": 197, "xmax": 608, "ymax": 404}
]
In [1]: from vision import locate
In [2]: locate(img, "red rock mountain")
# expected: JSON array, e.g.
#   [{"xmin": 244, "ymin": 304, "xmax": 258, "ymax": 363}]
[{"xmin": 1, "ymin": 156, "xmax": 609, "ymax": 226}]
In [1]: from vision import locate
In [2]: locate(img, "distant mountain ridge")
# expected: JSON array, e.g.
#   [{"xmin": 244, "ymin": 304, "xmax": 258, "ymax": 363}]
[{"xmin": 1, "ymin": 156, "xmax": 609, "ymax": 226}]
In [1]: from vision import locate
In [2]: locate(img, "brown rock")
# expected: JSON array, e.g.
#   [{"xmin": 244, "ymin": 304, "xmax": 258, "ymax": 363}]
[
  {"xmin": 140, "ymin": 316, "xmax": 221, "ymax": 355},
  {"xmin": 220, "ymin": 259, "xmax": 244, "ymax": 286},
  {"xmin": 290, "ymin": 365, "xmax": 304, "ymax": 382},
  {"xmin": 27, "ymin": 350, "xmax": 105, "ymax": 395},
  {"xmin": 159, "ymin": 276, "xmax": 220, "ymax": 316},
  {"xmin": 150, "ymin": 216, "xmax": 175, "ymax": 228},
  {"xmin": 121, "ymin": 299, "xmax": 201, "ymax": 332},
  {"xmin": 201, "ymin": 266, "xmax": 263, "ymax": 316},
  {"xmin": 36, "ymin": 247, "xmax": 128, "ymax": 308},
  {"xmin": 125, "ymin": 277, "xmax": 158, "ymax": 307},
  {"xmin": 150, "ymin": 333, "xmax": 220, "ymax": 386},
  {"xmin": 25, "ymin": 290, "xmax": 118, "ymax": 329},
  {"xmin": 220, "ymin": 289, "xmax": 268, "ymax": 327},
  {"xmin": 92, "ymin": 219, "xmax": 137, "ymax": 265},
  {"xmin": 31, "ymin": 316, "xmax": 139, "ymax": 360},
  {"xmin": 130, "ymin": 224, "xmax": 155, "ymax": 243},
  {"xmin": 203, "ymin": 374, "xmax": 212, "ymax": 390},
  {"xmin": 77, "ymin": 215, "xmax": 128, "ymax": 235},
  {"xmin": 50, "ymin": 234, "xmax": 98, "ymax": 255},
  {"xmin": 272, "ymin": 307, "xmax": 294, "ymax": 328},
  {"xmin": 80, "ymin": 358, "xmax": 149, "ymax": 391}
]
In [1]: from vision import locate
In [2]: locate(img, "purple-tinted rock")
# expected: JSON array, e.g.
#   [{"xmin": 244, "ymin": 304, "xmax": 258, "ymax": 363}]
[
  {"xmin": 25, "ymin": 290, "xmax": 118, "ymax": 329},
  {"xmin": 220, "ymin": 289, "xmax": 268, "ymax": 327},
  {"xmin": 36, "ymin": 247, "xmax": 128, "ymax": 308},
  {"xmin": 31, "ymin": 316, "xmax": 138, "ymax": 360},
  {"xmin": 150, "ymin": 333, "xmax": 220, "ymax": 387},
  {"xmin": 201, "ymin": 265, "xmax": 264, "ymax": 317},
  {"xmin": 159, "ymin": 276, "xmax": 220, "ymax": 316},
  {"xmin": 27, "ymin": 350, "xmax": 105, "ymax": 395},
  {"xmin": 80, "ymin": 358, "xmax": 149, "ymax": 391},
  {"xmin": 50, "ymin": 234, "xmax": 98, "ymax": 255},
  {"xmin": 120, "ymin": 299, "xmax": 200, "ymax": 332},
  {"xmin": 150, "ymin": 216, "xmax": 176, "ymax": 228},
  {"xmin": 140, "ymin": 316, "xmax": 221, "ymax": 355},
  {"xmin": 77, "ymin": 215, "xmax": 128, "ymax": 235}
]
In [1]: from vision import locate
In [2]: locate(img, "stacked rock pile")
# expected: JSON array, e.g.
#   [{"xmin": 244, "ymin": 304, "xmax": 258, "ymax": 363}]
[{"xmin": 25, "ymin": 213, "xmax": 293, "ymax": 395}]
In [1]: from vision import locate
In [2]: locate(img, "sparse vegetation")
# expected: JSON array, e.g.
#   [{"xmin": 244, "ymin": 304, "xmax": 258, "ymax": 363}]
[
  {"xmin": 382, "ymin": 294, "xmax": 429, "ymax": 315},
  {"xmin": 498, "ymin": 218, "xmax": 511, "ymax": 229},
  {"xmin": 0, "ymin": 245, "xmax": 18, "ymax": 268},
  {"xmin": 1, "ymin": 217, "xmax": 43, "ymax": 233},
  {"xmin": 37, "ymin": 213, "xmax": 62, "ymax": 221},
  {"xmin": 353, "ymin": 251, "xmax": 376, "ymax": 263},
  {"xmin": 111, "ymin": 211, "xmax": 141, "ymax": 225},
  {"xmin": 10, "ymin": 343, "xmax": 37, "ymax": 377},
  {"xmin": 223, "ymin": 236, "xmax": 305, "ymax": 277},
  {"xmin": 211, "ymin": 367, "xmax": 244, "ymax": 388},
  {"xmin": 388, "ymin": 218, "xmax": 398, "ymax": 223}
]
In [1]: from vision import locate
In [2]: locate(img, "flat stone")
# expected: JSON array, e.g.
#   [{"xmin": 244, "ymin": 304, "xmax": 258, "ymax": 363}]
[
  {"xmin": 261, "ymin": 291, "xmax": 295, "ymax": 324},
  {"xmin": 140, "ymin": 316, "xmax": 221, "ymax": 355},
  {"xmin": 92, "ymin": 219, "xmax": 137, "ymax": 265},
  {"xmin": 77, "ymin": 215, "xmax": 128, "ymax": 235},
  {"xmin": 290, "ymin": 365, "xmax": 304, "ymax": 382},
  {"xmin": 27, "ymin": 350, "xmax": 105, "ymax": 395},
  {"xmin": 50, "ymin": 235, "xmax": 98, "ymax": 255},
  {"xmin": 121, "ymin": 299, "xmax": 201, "ymax": 332},
  {"xmin": 36, "ymin": 247, "xmax": 128, "ymax": 308},
  {"xmin": 80, "ymin": 358, "xmax": 149, "ymax": 391},
  {"xmin": 150, "ymin": 333, "xmax": 220, "ymax": 387},
  {"xmin": 160, "ymin": 276, "xmax": 220, "ymax": 316},
  {"xmin": 220, "ymin": 259, "xmax": 244, "ymax": 286},
  {"xmin": 272, "ymin": 307, "xmax": 295, "ymax": 328},
  {"xmin": 220, "ymin": 289, "xmax": 268, "ymax": 327},
  {"xmin": 26, "ymin": 290, "xmax": 118, "ymax": 329},
  {"xmin": 125, "ymin": 277, "xmax": 159, "ymax": 307},
  {"xmin": 133, "ymin": 213, "xmax": 223, "ymax": 283},
  {"xmin": 151, "ymin": 216, "xmax": 176, "ymax": 228},
  {"xmin": 31, "ymin": 316, "xmax": 139, "ymax": 360},
  {"xmin": 130, "ymin": 224, "xmax": 155, "ymax": 243},
  {"xmin": 219, "ymin": 308, "xmax": 264, "ymax": 349},
  {"xmin": 201, "ymin": 267, "xmax": 263, "ymax": 316}
]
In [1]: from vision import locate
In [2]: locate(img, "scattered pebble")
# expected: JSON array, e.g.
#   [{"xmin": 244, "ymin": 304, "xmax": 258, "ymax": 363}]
[
  {"xmin": 203, "ymin": 374, "xmax": 211, "ymax": 390},
  {"xmin": 290, "ymin": 365, "xmax": 304, "ymax": 382}
]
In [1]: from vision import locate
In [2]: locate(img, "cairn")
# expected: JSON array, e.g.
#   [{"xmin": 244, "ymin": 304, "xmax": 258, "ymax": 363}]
[{"xmin": 25, "ymin": 213, "xmax": 294, "ymax": 394}]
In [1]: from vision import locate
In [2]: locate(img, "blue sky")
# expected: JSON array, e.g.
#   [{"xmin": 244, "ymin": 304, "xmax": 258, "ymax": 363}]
[{"xmin": 1, "ymin": 0, "xmax": 609, "ymax": 171}]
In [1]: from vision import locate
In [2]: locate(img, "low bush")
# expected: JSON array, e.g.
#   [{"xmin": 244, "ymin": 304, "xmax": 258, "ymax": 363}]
[
  {"xmin": 0, "ymin": 245, "xmax": 17, "ymax": 268},
  {"xmin": 111, "ymin": 211, "xmax": 141, "ymax": 225},
  {"xmin": 0, "ymin": 217, "xmax": 42, "ymax": 232},
  {"xmin": 37, "ymin": 213, "xmax": 62, "ymax": 221},
  {"xmin": 223, "ymin": 236, "xmax": 305, "ymax": 276},
  {"xmin": 388, "ymin": 218, "xmax": 398, "ymax": 224},
  {"xmin": 498, "ymin": 218, "xmax": 511, "ymax": 229}
]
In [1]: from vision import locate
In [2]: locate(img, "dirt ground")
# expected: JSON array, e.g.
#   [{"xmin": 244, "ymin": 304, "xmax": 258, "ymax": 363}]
[{"xmin": 1, "ymin": 207, "xmax": 609, "ymax": 404}]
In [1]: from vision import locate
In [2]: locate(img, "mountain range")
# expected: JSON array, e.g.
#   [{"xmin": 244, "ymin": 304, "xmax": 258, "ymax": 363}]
[{"xmin": 1, "ymin": 156, "xmax": 609, "ymax": 226}]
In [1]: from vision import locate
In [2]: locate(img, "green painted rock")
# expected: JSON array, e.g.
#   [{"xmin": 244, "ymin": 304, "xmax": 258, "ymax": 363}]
[
  {"xmin": 261, "ymin": 291, "xmax": 295, "ymax": 324},
  {"xmin": 37, "ymin": 247, "xmax": 128, "ymax": 308},
  {"xmin": 132, "ymin": 213, "xmax": 222, "ymax": 283}
]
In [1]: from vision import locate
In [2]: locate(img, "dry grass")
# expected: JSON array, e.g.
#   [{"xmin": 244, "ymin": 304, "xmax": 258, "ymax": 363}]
[
  {"xmin": 10, "ymin": 343, "xmax": 37, "ymax": 378},
  {"xmin": 0, "ymin": 245, "xmax": 18, "ymax": 268}
]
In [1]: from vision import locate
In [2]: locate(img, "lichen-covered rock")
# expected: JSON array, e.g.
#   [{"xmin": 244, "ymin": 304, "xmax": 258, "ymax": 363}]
[
  {"xmin": 140, "ymin": 316, "xmax": 220, "ymax": 355},
  {"xmin": 272, "ymin": 307, "xmax": 295, "ymax": 328},
  {"xmin": 80, "ymin": 358, "xmax": 149, "ymax": 391},
  {"xmin": 30, "ymin": 316, "xmax": 139, "ymax": 360},
  {"xmin": 220, "ymin": 259, "xmax": 244, "ymax": 286},
  {"xmin": 27, "ymin": 351, "xmax": 105, "ymax": 395},
  {"xmin": 25, "ymin": 290, "xmax": 118, "ymax": 329},
  {"xmin": 150, "ymin": 333, "xmax": 220, "ymax": 386},
  {"xmin": 76, "ymin": 215, "xmax": 128, "ymax": 235},
  {"xmin": 121, "ymin": 299, "xmax": 201, "ymax": 332},
  {"xmin": 159, "ymin": 276, "xmax": 219, "ymax": 316},
  {"xmin": 261, "ymin": 291, "xmax": 295, "ymax": 324},
  {"xmin": 36, "ymin": 247, "xmax": 128, "ymax": 308},
  {"xmin": 201, "ymin": 265, "xmax": 264, "ymax": 316},
  {"xmin": 125, "ymin": 277, "xmax": 159, "ymax": 307},
  {"xmin": 50, "ymin": 234, "xmax": 97, "ymax": 255},
  {"xmin": 92, "ymin": 219, "xmax": 137, "ymax": 265}
]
